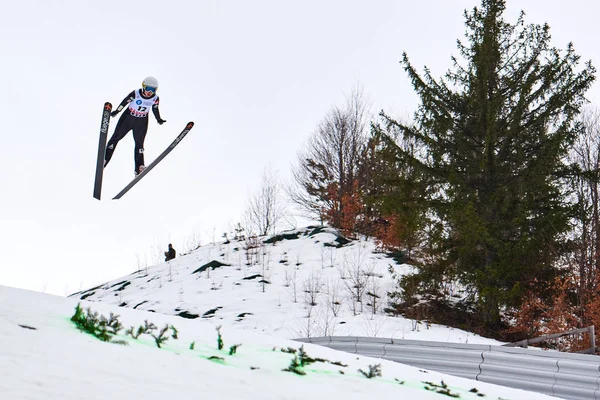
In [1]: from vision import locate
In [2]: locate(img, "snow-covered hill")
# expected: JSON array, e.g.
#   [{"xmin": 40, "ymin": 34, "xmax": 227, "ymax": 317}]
[
  {"xmin": 1, "ymin": 285, "xmax": 557, "ymax": 400},
  {"xmin": 71, "ymin": 226, "xmax": 501, "ymax": 345}
]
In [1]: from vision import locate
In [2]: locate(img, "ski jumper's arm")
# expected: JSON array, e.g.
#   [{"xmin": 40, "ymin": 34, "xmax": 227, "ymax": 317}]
[
  {"xmin": 151, "ymin": 97, "xmax": 164, "ymax": 122},
  {"xmin": 114, "ymin": 91, "xmax": 136, "ymax": 114}
]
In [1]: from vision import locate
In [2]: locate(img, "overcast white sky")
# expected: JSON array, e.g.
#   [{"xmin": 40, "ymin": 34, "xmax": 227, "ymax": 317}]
[{"xmin": 1, "ymin": 0, "xmax": 598, "ymax": 296}]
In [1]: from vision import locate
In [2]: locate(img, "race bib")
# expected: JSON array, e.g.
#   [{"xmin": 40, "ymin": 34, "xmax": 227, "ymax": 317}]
[{"xmin": 128, "ymin": 90, "xmax": 157, "ymax": 117}]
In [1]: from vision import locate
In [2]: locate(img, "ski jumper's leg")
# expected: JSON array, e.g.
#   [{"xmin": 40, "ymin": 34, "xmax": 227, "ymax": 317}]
[
  {"xmin": 132, "ymin": 117, "xmax": 149, "ymax": 173},
  {"xmin": 105, "ymin": 114, "xmax": 135, "ymax": 166}
]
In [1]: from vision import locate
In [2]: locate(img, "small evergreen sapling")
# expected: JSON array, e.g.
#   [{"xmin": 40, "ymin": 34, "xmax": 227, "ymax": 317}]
[
  {"xmin": 297, "ymin": 346, "xmax": 316, "ymax": 366},
  {"xmin": 125, "ymin": 320, "xmax": 157, "ymax": 339},
  {"xmin": 152, "ymin": 324, "xmax": 171, "ymax": 348},
  {"xmin": 216, "ymin": 325, "xmax": 224, "ymax": 350},
  {"xmin": 70, "ymin": 303, "xmax": 123, "ymax": 343},
  {"xmin": 71, "ymin": 304, "xmax": 179, "ymax": 350},
  {"xmin": 423, "ymin": 381, "xmax": 460, "ymax": 398},
  {"xmin": 282, "ymin": 345, "xmax": 320, "ymax": 376},
  {"xmin": 229, "ymin": 344, "xmax": 242, "ymax": 355},
  {"xmin": 280, "ymin": 347, "xmax": 297, "ymax": 354},
  {"xmin": 170, "ymin": 325, "xmax": 178, "ymax": 339},
  {"xmin": 358, "ymin": 364, "xmax": 382, "ymax": 379},
  {"xmin": 283, "ymin": 355, "xmax": 306, "ymax": 376}
]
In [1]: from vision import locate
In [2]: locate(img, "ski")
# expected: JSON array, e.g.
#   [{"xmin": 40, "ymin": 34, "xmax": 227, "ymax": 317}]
[
  {"xmin": 93, "ymin": 102, "xmax": 113, "ymax": 200},
  {"xmin": 112, "ymin": 121, "xmax": 195, "ymax": 200}
]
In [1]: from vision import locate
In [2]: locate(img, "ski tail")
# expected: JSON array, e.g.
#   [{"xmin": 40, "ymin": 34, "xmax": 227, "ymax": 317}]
[
  {"xmin": 112, "ymin": 121, "xmax": 194, "ymax": 200},
  {"xmin": 93, "ymin": 102, "xmax": 113, "ymax": 200}
]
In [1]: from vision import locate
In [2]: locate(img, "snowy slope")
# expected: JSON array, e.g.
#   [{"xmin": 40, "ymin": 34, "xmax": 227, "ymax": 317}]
[
  {"xmin": 71, "ymin": 226, "xmax": 501, "ymax": 344},
  {"xmin": 1, "ymin": 285, "xmax": 560, "ymax": 400}
]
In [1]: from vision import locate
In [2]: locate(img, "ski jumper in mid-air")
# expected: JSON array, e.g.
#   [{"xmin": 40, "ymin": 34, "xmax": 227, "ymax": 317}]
[{"xmin": 104, "ymin": 76, "xmax": 167, "ymax": 175}]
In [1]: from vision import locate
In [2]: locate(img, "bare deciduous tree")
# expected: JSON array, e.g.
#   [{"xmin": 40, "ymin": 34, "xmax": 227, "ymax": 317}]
[
  {"xmin": 182, "ymin": 229, "xmax": 202, "ymax": 255},
  {"xmin": 569, "ymin": 107, "xmax": 600, "ymax": 311},
  {"xmin": 244, "ymin": 166, "xmax": 286, "ymax": 237},
  {"xmin": 342, "ymin": 245, "xmax": 370, "ymax": 315},
  {"xmin": 289, "ymin": 87, "xmax": 371, "ymax": 226},
  {"xmin": 366, "ymin": 271, "xmax": 383, "ymax": 317},
  {"xmin": 325, "ymin": 279, "xmax": 342, "ymax": 317},
  {"xmin": 318, "ymin": 304, "xmax": 336, "ymax": 336},
  {"xmin": 286, "ymin": 267, "xmax": 299, "ymax": 303},
  {"xmin": 295, "ymin": 304, "xmax": 317, "ymax": 338},
  {"xmin": 303, "ymin": 271, "xmax": 323, "ymax": 307},
  {"xmin": 260, "ymin": 247, "xmax": 271, "ymax": 293}
]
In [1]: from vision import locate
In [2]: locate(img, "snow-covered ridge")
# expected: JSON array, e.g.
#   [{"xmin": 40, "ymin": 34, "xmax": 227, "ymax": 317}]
[{"xmin": 70, "ymin": 226, "xmax": 500, "ymax": 345}]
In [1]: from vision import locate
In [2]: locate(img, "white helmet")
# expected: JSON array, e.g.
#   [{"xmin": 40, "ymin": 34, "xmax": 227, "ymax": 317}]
[{"xmin": 142, "ymin": 76, "xmax": 159, "ymax": 92}]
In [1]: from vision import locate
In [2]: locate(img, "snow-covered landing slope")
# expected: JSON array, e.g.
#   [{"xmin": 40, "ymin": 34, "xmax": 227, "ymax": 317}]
[
  {"xmin": 71, "ymin": 227, "xmax": 501, "ymax": 344},
  {"xmin": 1, "ymin": 285, "xmax": 559, "ymax": 400}
]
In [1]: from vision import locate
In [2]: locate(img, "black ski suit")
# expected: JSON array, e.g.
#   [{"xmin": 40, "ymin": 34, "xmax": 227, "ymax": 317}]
[{"xmin": 104, "ymin": 89, "xmax": 164, "ymax": 173}]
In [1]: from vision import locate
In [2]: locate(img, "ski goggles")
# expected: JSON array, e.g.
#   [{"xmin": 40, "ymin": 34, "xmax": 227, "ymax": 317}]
[{"xmin": 144, "ymin": 86, "xmax": 157, "ymax": 93}]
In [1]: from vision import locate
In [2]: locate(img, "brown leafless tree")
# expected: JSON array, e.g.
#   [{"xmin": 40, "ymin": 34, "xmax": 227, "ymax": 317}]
[{"xmin": 289, "ymin": 87, "xmax": 371, "ymax": 225}]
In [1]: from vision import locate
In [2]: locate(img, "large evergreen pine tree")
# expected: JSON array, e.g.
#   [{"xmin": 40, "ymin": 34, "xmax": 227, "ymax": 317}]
[{"xmin": 378, "ymin": 0, "xmax": 595, "ymax": 329}]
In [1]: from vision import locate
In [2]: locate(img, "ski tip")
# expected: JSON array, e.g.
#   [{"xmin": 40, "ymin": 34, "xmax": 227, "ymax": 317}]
[
  {"xmin": 186, "ymin": 121, "xmax": 194, "ymax": 129},
  {"xmin": 104, "ymin": 102, "xmax": 113, "ymax": 111}
]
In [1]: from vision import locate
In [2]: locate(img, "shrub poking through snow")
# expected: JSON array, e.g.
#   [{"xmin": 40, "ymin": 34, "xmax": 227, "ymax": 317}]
[
  {"xmin": 70, "ymin": 303, "xmax": 123, "ymax": 343},
  {"xmin": 297, "ymin": 346, "xmax": 316, "ymax": 366},
  {"xmin": 468, "ymin": 388, "xmax": 486, "ymax": 397},
  {"xmin": 283, "ymin": 355, "xmax": 306, "ymax": 375},
  {"xmin": 330, "ymin": 360, "xmax": 348, "ymax": 367},
  {"xmin": 152, "ymin": 324, "xmax": 171, "ymax": 348},
  {"xmin": 423, "ymin": 381, "xmax": 460, "ymax": 398},
  {"xmin": 229, "ymin": 344, "xmax": 242, "ymax": 355},
  {"xmin": 283, "ymin": 345, "xmax": 327, "ymax": 376},
  {"xmin": 211, "ymin": 326, "xmax": 242, "ymax": 356},
  {"xmin": 216, "ymin": 325, "xmax": 224, "ymax": 350},
  {"xmin": 280, "ymin": 345, "xmax": 347, "ymax": 374},
  {"xmin": 358, "ymin": 364, "xmax": 382, "ymax": 379},
  {"xmin": 170, "ymin": 325, "xmax": 178, "ymax": 339},
  {"xmin": 280, "ymin": 347, "xmax": 297, "ymax": 354},
  {"xmin": 125, "ymin": 320, "xmax": 157, "ymax": 339},
  {"xmin": 103, "ymin": 316, "xmax": 180, "ymax": 349}
]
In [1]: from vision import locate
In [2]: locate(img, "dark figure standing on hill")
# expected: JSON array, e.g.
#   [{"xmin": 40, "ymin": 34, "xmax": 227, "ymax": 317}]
[
  {"xmin": 104, "ymin": 76, "xmax": 167, "ymax": 176},
  {"xmin": 164, "ymin": 244, "xmax": 176, "ymax": 261}
]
